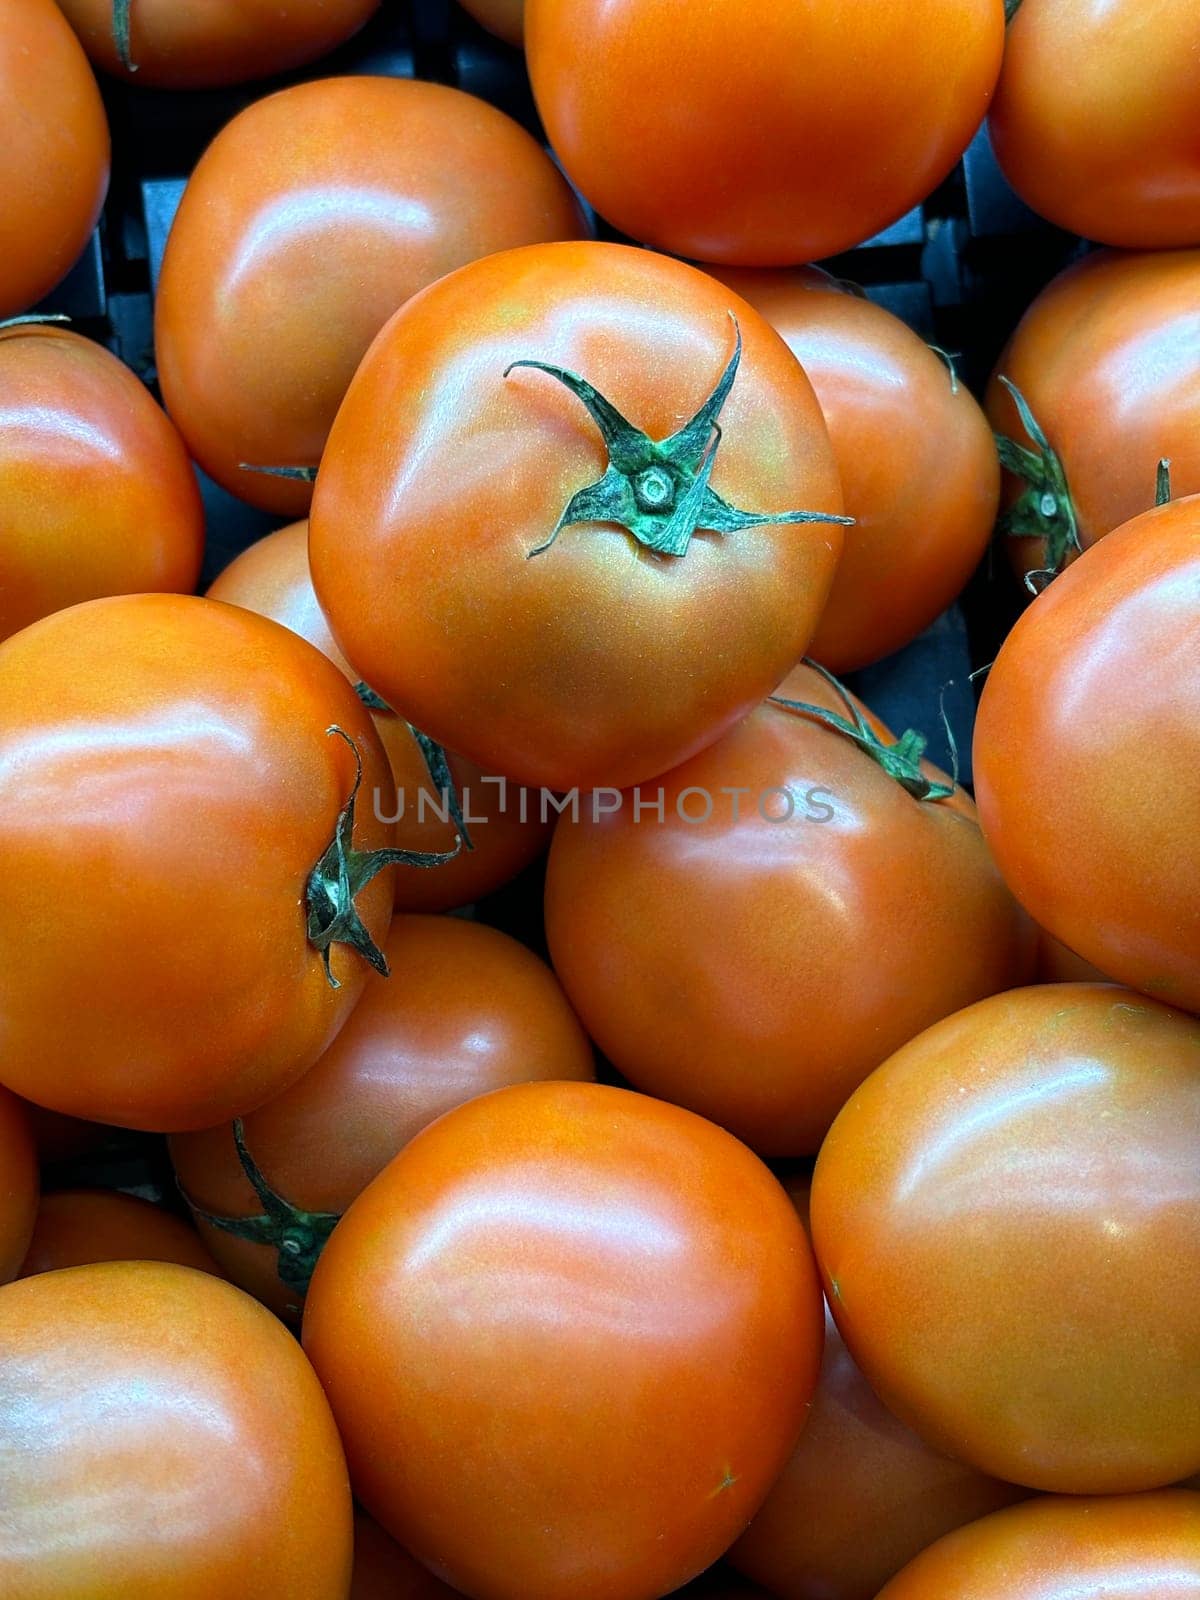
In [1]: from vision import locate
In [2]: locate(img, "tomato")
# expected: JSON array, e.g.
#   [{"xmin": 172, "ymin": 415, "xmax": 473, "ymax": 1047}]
[
  {"xmin": 311, "ymin": 241, "xmax": 846, "ymax": 791},
  {"xmin": 57, "ymin": 0, "xmax": 380, "ymax": 88},
  {"xmin": 353, "ymin": 1512, "xmax": 463, "ymax": 1599},
  {"xmin": 545, "ymin": 662, "xmax": 1032, "ymax": 1155},
  {"xmin": 0, "ymin": 324, "xmax": 204, "ymax": 644},
  {"xmin": 458, "ymin": 0, "xmax": 523, "ymax": 47},
  {"xmin": 712, "ymin": 268, "xmax": 999, "ymax": 671},
  {"xmin": 986, "ymin": 250, "xmax": 1200, "ymax": 584},
  {"xmin": 209, "ymin": 523, "xmax": 552, "ymax": 910},
  {"xmin": 1035, "ymin": 929, "xmax": 1111, "ymax": 985},
  {"xmin": 525, "ymin": 0, "xmax": 1003, "ymax": 265},
  {"xmin": 156, "ymin": 78, "xmax": 587, "ymax": 516},
  {"xmin": 0, "ymin": 1261, "xmax": 352, "ymax": 1598},
  {"xmin": 18, "ymin": 1189, "xmax": 221, "ymax": 1279},
  {"xmin": 990, "ymin": 0, "xmax": 1200, "ymax": 250},
  {"xmin": 812, "ymin": 983, "xmax": 1200, "ymax": 1493},
  {"xmin": 171, "ymin": 914, "xmax": 594, "ymax": 1319},
  {"xmin": 303, "ymin": 1080, "xmax": 824, "ymax": 1600},
  {"xmin": 0, "ymin": 592, "xmax": 412, "ymax": 1133},
  {"xmin": 0, "ymin": 1086, "xmax": 37, "ymax": 1285},
  {"xmin": 876, "ymin": 1492, "xmax": 1200, "ymax": 1600},
  {"xmin": 973, "ymin": 501, "xmax": 1200, "ymax": 1012}
]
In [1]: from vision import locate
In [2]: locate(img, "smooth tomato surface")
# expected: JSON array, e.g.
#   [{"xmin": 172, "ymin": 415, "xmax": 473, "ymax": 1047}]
[
  {"xmin": 0, "ymin": 593, "xmax": 397, "ymax": 1132},
  {"xmin": 18, "ymin": 1189, "xmax": 221, "ymax": 1279},
  {"xmin": 812, "ymin": 984, "xmax": 1200, "ymax": 1493},
  {"xmin": 304, "ymin": 1080, "xmax": 824, "ymax": 1600},
  {"xmin": 0, "ymin": 324, "xmax": 204, "ymax": 643},
  {"xmin": 974, "ymin": 501, "xmax": 1200, "ymax": 1011},
  {"xmin": 990, "ymin": 0, "xmax": 1200, "ymax": 249},
  {"xmin": 171, "ymin": 915, "xmax": 594, "ymax": 1318},
  {"xmin": 352, "ymin": 1512, "xmax": 463, "ymax": 1598},
  {"xmin": 877, "ymin": 1492, "xmax": 1200, "ymax": 1600},
  {"xmin": 156, "ymin": 77, "xmax": 586, "ymax": 514},
  {"xmin": 525, "ymin": 0, "xmax": 1003, "ymax": 264},
  {"xmin": 0, "ymin": 1262, "xmax": 353, "ymax": 1599},
  {"xmin": 209, "ymin": 524, "xmax": 552, "ymax": 909},
  {"xmin": 0, "ymin": 1086, "xmax": 37, "ymax": 1285},
  {"xmin": 713, "ymin": 268, "xmax": 999, "ymax": 670},
  {"xmin": 545, "ymin": 663, "xmax": 1032, "ymax": 1155},
  {"xmin": 311, "ymin": 241, "xmax": 845, "ymax": 791},
  {"xmin": 458, "ymin": 0, "xmax": 523, "ymax": 46}
]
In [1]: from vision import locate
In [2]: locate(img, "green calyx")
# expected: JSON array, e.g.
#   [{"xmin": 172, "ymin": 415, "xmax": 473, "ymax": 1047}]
[
  {"xmin": 1156, "ymin": 458, "xmax": 1173, "ymax": 507},
  {"xmin": 993, "ymin": 376, "xmax": 1080, "ymax": 590},
  {"xmin": 1005, "ymin": 0, "xmax": 1024, "ymax": 19},
  {"xmin": 305, "ymin": 725, "xmax": 461, "ymax": 988},
  {"xmin": 238, "ymin": 463, "xmax": 318, "ymax": 483},
  {"xmin": 0, "ymin": 314, "xmax": 71, "ymax": 334},
  {"xmin": 182, "ymin": 1120, "xmax": 339, "ymax": 1305},
  {"xmin": 505, "ymin": 317, "xmax": 853, "ymax": 559},
  {"xmin": 112, "ymin": 0, "xmax": 136, "ymax": 71},
  {"xmin": 928, "ymin": 345, "xmax": 962, "ymax": 395},
  {"xmin": 771, "ymin": 658, "xmax": 958, "ymax": 803},
  {"xmin": 353, "ymin": 683, "xmax": 475, "ymax": 852}
]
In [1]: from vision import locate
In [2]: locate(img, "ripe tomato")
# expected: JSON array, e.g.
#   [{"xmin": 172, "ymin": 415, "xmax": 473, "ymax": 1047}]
[
  {"xmin": 0, "ymin": 592, "xmax": 411, "ymax": 1133},
  {"xmin": 0, "ymin": 1261, "xmax": 353, "ymax": 1598},
  {"xmin": 987, "ymin": 250, "xmax": 1200, "ymax": 585},
  {"xmin": 974, "ymin": 501, "xmax": 1200, "ymax": 1011},
  {"xmin": 18, "ymin": 1189, "xmax": 221, "ymax": 1279},
  {"xmin": 353, "ymin": 1511, "xmax": 463, "ymax": 1599},
  {"xmin": 525, "ymin": 0, "xmax": 1003, "ymax": 265},
  {"xmin": 990, "ymin": 0, "xmax": 1200, "ymax": 249},
  {"xmin": 209, "ymin": 523, "xmax": 552, "ymax": 910},
  {"xmin": 171, "ymin": 915, "xmax": 594, "ymax": 1319},
  {"xmin": 458, "ymin": 0, "xmax": 523, "ymax": 46},
  {"xmin": 311, "ymin": 241, "xmax": 846, "ymax": 791},
  {"xmin": 545, "ymin": 662, "xmax": 1032, "ymax": 1155},
  {"xmin": 57, "ymin": 0, "xmax": 380, "ymax": 88},
  {"xmin": 156, "ymin": 78, "xmax": 587, "ymax": 515},
  {"xmin": 303, "ymin": 1080, "xmax": 824, "ymax": 1600},
  {"xmin": 712, "ymin": 268, "xmax": 999, "ymax": 671},
  {"xmin": 0, "ymin": 1086, "xmax": 37, "ymax": 1285},
  {"xmin": 876, "ymin": 1492, "xmax": 1200, "ymax": 1600},
  {"xmin": 0, "ymin": 0, "xmax": 110, "ymax": 318},
  {"xmin": 812, "ymin": 984, "xmax": 1200, "ymax": 1493},
  {"xmin": 0, "ymin": 324, "xmax": 204, "ymax": 644}
]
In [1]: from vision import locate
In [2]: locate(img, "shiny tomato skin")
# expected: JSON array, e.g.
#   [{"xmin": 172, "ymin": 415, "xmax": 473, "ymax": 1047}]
[
  {"xmin": 303, "ymin": 1080, "xmax": 824, "ymax": 1600},
  {"xmin": 0, "ymin": 0, "xmax": 109, "ymax": 318},
  {"xmin": 876, "ymin": 1492, "xmax": 1200, "ymax": 1600},
  {"xmin": 170, "ymin": 914, "xmax": 594, "ymax": 1319},
  {"xmin": 0, "ymin": 1261, "xmax": 353, "ymax": 1599},
  {"xmin": 0, "ymin": 1086, "xmax": 37, "ymax": 1285},
  {"xmin": 458, "ymin": 0, "xmax": 523, "ymax": 46},
  {"xmin": 18, "ymin": 1189, "xmax": 221, "ymax": 1279},
  {"xmin": 352, "ymin": 1512, "xmax": 463, "ymax": 1599},
  {"xmin": 525, "ymin": 0, "xmax": 1003, "ymax": 265},
  {"xmin": 712, "ymin": 268, "xmax": 999, "ymax": 671},
  {"xmin": 545, "ymin": 663, "xmax": 1032, "ymax": 1155},
  {"xmin": 0, "ymin": 593, "xmax": 396, "ymax": 1133},
  {"xmin": 311, "ymin": 241, "xmax": 845, "ymax": 792},
  {"xmin": 974, "ymin": 502, "xmax": 1200, "ymax": 1011},
  {"xmin": 0, "ymin": 325, "xmax": 204, "ymax": 644},
  {"xmin": 209, "ymin": 523, "xmax": 552, "ymax": 910},
  {"xmin": 57, "ymin": 0, "xmax": 380, "ymax": 88},
  {"xmin": 987, "ymin": 250, "xmax": 1200, "ymax": 582},
  {"xmin": 990, "ymin": 0, "xmax": 1200, "ymax": 249},
  {"xmin": 812, "ymin": 984, "xmax": 1200, "ymax": 1493},
  {"xmin": 156, "ymin": 78, "xmax": 587, "ymax": 515}
]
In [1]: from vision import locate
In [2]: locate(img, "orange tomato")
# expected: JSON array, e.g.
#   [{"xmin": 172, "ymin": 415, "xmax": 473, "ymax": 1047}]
[
  {"xmin": 352, "ymin": 1511, "xmax": 463, "ymax": 1598},
  {"xmin": 18, "ymin": 1189, "xmax": 221, "ymax": 1279},
  {"xmin": 0, "ymin": 1086, "xmax": 37, "ymax": 1285}
]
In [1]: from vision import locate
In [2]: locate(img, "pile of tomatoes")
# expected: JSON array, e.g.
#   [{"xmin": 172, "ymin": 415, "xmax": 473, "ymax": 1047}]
[{"xmin": 1, "ymin": 1, "xmax": 1198, "ymax": 1597}]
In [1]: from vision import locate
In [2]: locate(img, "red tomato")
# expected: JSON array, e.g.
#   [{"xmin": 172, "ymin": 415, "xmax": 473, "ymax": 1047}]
[
  {"xmin": 974, "ymin": 501, "xmax": 1200, "ymax": 1012},
  {"xmin": 57, "ymin": 0, "xmax": 380, "ymax": 88},
  {"xmin": 311, "ymin": 241, "xmax": 846, "ymax": 791},
  {"xmin": 0, "ymin": 1086, "xmax": 37, "ymax": 1285},
  {"xmin": 0, "ymin": 593, "xmax": 405, "ymax": 1132},
  {"xmin": 990, "ymin": 0, "xmax": 1200, "ymax": 249},
  {"xmin": 545, "ymin": 662, "xmax": 1032, "ymax": 1155},
  {"xmin": 156, "ymin": 77, "xmax": 587, "ymax": 515},
  {"xmin": 0, "ymin": 324, "xmax": 204, "ymax": 644},
  {"xmin": 812, "ymin": 984, "xmax": 1200, "ymax": 1493},
  {"xmin": 987, "ymin": 250, "xmax": 1200, "ymax": 584},
  {"xmin": 303, "ymin": 1080, "xmax": 824, "ymax": 1600},
  {"xmin": 525, "ymin": 0, "xmax": 1003, "ymax": 264},
  {"xmin": 712, "ymin": 268, "xmax": 999, "ymax": 671},
  {"xmin": 18, "ymin": 1189, "xmax": 221, "ymax": 1279},
  {"xmin": 209, "ymin": 523, "xmax": 552, "ymax": 910},
  {"xmin": 0, "ymin": 0, "xmax": 109, "ymax": 318},
  {"xmin": 877, "ymin": 1492, "xmax": 1200, "ymax": 1600},
  {"xmin": 170, "ymin": 914, "xmax": 594, "ymax": 1319},
  {"xmin": 0, "ymin": 1261, "xmax": 353, "ymax": 1598},
  {"xmin": 459, "ymin": 0, "xmax": 523, "ymax": 46},
  {"xmin": 353, "ymin": 1511, "xmax": 463, "ymax": 1599}
]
